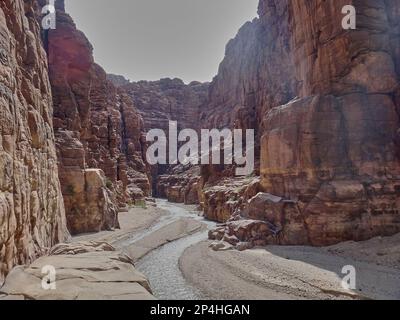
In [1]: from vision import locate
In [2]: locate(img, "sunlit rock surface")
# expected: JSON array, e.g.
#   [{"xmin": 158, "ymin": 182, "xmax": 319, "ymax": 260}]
[{"xmin": 0, "ymin": 0, "xmax": 69, "ymax": 284}]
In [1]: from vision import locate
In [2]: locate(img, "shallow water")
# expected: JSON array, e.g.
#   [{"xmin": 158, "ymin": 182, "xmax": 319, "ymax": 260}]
[{"xmin": 136, "ymin": 199, "xmax": 216, "ymax": 300}]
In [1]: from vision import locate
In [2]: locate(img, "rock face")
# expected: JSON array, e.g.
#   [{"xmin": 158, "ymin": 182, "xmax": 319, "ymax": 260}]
[
  {"xmin": 156, "ymin": 165, "xmax": 201, "ymax": 204},
  {"xmin": 122, "ymin": 78, "xmax": 208, "ymax": 197},
  {"xmin": 0, "ymin": 0, "xmax": 69, "ymax": 283},
  {"xmin": 0, "ymin": 242, "xmax": 154, "ymax": 300},
  {"xmin": 123, "ymin": 78, "xmax": 209, "ymax": 133},
  {"xmin": 206, "ymin": 0, "xmax": 400, "ymax": 246},
  {"xmin": 48, "ymin": 4, "xmax": 150, "ymax": 234},
  {"xmin": 202, "ymin": 177, "xmax": 260, "ymax": 222}
]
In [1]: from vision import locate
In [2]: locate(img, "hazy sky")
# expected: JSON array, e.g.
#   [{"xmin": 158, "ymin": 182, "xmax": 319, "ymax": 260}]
[{"xmin": 65, "ymin": 0, "xmax": 259, "ymax": 83}]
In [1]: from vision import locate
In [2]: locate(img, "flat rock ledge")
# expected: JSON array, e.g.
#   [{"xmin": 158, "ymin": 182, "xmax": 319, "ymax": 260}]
[{"xmin": 0, "ymin": 242, "xmax": 154, "ymax": 300}]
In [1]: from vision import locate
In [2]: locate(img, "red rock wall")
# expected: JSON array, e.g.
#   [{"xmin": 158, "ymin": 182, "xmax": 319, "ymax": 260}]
[
  {"xmin": 0, "ymin": 0, "xmax": 69, "ymax": 283},
  {"xmin": 47, "ymin": 3, "xmax": 150, "ymax": 234},
  {"xmin": 204, "ymin": 0, "xmax": 400, "ymax": 245},
  {"xmin": 260, "ymin": 0, "xmax": 400, "ymax": 245},
  {"xmin": 122, "ymin": 78, "xmax": 208, "ymax": 197}
]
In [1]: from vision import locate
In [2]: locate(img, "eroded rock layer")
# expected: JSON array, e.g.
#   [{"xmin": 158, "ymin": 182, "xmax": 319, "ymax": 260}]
[
  {"xmin": 0, "ymin": 0, "xmax": 69, "ymax": 283},
  {"xmin": 48, "ymin": 4, "xmax": 150, "ymax": 234},
  {"xmin": 206, "ymin": 0, "xmax": 400, "ymax": 246}
]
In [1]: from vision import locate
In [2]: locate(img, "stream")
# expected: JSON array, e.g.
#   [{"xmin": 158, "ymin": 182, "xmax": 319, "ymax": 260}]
[{"xmin": 135, "ymin": 199, "xmax": 217, "ymax": 300}]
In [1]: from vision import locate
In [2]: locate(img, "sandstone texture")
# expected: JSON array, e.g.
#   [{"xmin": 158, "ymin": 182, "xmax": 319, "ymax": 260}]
[
  {"xmin": 0, "ymin": 242, "xmax": 154, "ymax": 300},
  {"xmin": 48, "ymin": 3, "xmax": 150, "ymax": 234},
  {"xmin": 156, "ymin": 165, "xmax": 201, "ymax": 204},
  {"xmin": 206, "ymin": 0, "xmax": 400, "ymax": 246},
  {"xmin": 0, "ymin": 0, "xmax": 69, "ymax": 283},
  {"xmin": 201, "ymin": 177, "xmax": 260, "ymax": 222}
]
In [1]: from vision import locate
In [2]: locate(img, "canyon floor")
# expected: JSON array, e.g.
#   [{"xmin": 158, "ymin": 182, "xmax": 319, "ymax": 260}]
[
  {"xmin": 1, "ymin": 200, "xmax": 399, "ymax": 300},
  {"xmin": 77, "ymin": 200, "xmax": 400, "ymax": 300}
]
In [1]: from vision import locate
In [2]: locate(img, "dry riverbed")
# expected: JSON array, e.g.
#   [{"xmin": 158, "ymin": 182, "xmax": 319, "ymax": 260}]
[
  {"xmin": 180, "ymin": 235, "xmax": 400, "ymax": 300},
  {"xmin": 104, "ymin": 201, "xmax": 400, "ymax": 300},
  {"xmin": 2, "ymin": 200, "xmax": 399, "ymax": 300}
]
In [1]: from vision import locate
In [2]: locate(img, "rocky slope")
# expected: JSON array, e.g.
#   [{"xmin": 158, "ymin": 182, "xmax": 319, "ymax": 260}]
[
  {"xmin": 0, "ymin": 0, "xmax": 69, "ymax": 283},
  {"xmin": 48, "ymin": 3, "xmax": 150, "ymax": 234},
  {"xmin": 205, "ymin": 0, "xmax": 400, "ymax": 246}
]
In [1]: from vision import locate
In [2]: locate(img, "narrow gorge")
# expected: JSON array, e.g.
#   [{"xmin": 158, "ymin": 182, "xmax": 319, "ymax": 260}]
[{"xmin": 0, "ymin": 0, "xmax": 399, "ymax": 300}]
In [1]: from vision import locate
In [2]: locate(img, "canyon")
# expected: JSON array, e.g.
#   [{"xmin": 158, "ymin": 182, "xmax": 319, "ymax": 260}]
[
  {"xmin": 124, "ymin": 0, "xmax": 400, "ymax": 248},
  {"xmin": 0, "ymin": 0, "xmax": 399, "ymax": 299}
]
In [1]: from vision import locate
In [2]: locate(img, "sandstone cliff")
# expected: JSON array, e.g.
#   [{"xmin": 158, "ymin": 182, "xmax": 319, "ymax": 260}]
[
  {"xmin": 123, "ymin": 78, "xmax": 209, "ymax": 133},
  {"xmin": 47, "ymin": 4, "xmax": 150, "ymax": 234},
  {"xmin": 121, "ymin": 78, "xmax": 208, "ymax": 198},
  {"xmin": 205, "ymin": 0, "xmax": 400, "ymax": 246},
  {"xmin": 0, "ymin": 0, "xmax": 69, "ymax": 283},
  {"xmin": 2, "ymin": 0, "xmax": 399, "ymax": 287}
]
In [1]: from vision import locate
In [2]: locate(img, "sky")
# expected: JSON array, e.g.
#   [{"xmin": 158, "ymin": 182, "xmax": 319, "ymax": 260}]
[{"xmin": 65, "ymin": 0, "xmax": 259, "ymax": 83}]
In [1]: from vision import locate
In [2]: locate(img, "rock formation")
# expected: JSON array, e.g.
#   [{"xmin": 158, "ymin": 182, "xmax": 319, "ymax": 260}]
[
  {"xmin": 123, "ymin": 78, "xmax": 209, "ymax": 133},
  {"xmin": 121, "ymin": 78, "xmax": 209, "ymax": 197},
  {"xmin": 202, "ymin": 177, "xmax": 261, "ymax": 222},
  {"xmin": 107, "ymin": 74, "xmax": 130, "ymax": 88},
  {"xmin": 2, "ymin": 0, "xmax": 400, "ymax": 287},
  {"xmin": 206, "ymin": 0, "xmax": 400, "ymax": 246},
  {"xmin": 0, "ymin": 241, "xmax": 154, "ymax": 300},
  {"xmin": 1, "ymin": 0, "xmax": 155, "ymax": 283},
  {"xmin": 156, "ymin": 165, "xmax": 202, "ymax": 204},
  {"xmin": 47, "ymin": 3, "xmax": 150, "ymax": 234},
  {"xmin": 0, "ymin": 0, "xmax": 69, "ymax": 283}
]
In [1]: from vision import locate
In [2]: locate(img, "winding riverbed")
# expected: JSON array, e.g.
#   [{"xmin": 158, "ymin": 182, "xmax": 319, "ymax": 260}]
[
  {"xmin": 135, "ymin": 199, "xmax": 216, "ymax": 300},
  {"xmin": 114, "ymin": 199, "xmax": 400, "ymax": 300}
]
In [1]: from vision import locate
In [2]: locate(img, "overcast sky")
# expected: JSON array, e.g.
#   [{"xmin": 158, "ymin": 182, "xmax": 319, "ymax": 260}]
[{"xmin": 65, "ymin": 0, "xmax": 258, "ymax": 83}]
